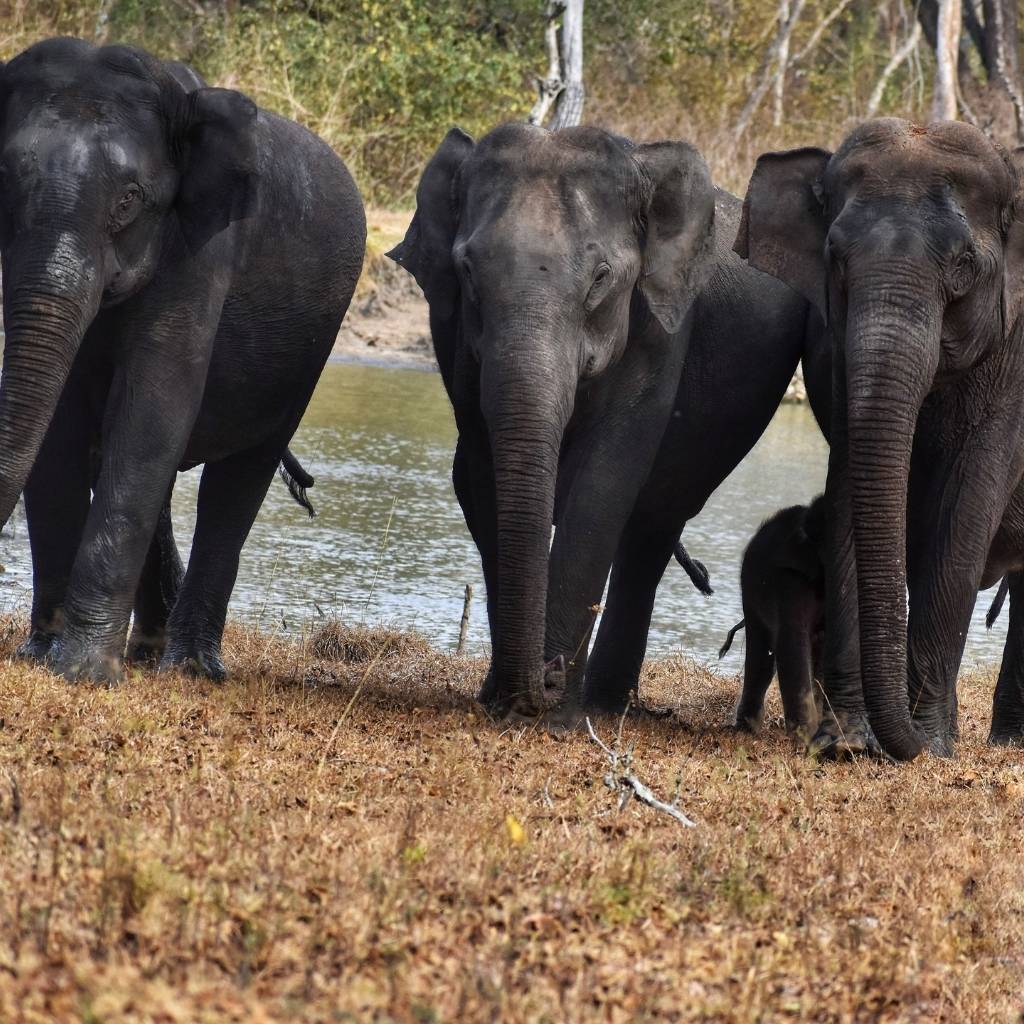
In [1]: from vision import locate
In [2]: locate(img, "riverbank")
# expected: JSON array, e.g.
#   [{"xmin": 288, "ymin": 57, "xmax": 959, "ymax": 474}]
[{"xmin": 1, "ymin": 616, "xmax": 1021, "ymax": 1022}]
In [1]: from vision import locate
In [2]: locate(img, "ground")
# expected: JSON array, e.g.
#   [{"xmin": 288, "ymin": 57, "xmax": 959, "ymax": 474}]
[{"xmin": 1, "ymin": 617, "xmax": 1023, "ymax": 1023}]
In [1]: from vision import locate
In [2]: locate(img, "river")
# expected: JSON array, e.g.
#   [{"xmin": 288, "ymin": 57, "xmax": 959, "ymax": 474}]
[{"xmin": 0, "ymin": 361, "xmax": 1007, "ymax": 667}]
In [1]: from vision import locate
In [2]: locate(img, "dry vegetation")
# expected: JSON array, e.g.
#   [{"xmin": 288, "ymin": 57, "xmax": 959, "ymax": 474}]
[{"xmin": 1, "ymin": 617, "xmax": 1023, "ymax": 1022}]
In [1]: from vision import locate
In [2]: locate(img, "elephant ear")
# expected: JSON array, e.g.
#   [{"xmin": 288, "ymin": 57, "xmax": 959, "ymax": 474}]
[
  {"xmin": 634, "ymin": 141, "xmax": 716, "ymax": 335},
  {"xmin": 734, "ymin": 147, "xmax": 832, "ymax": 321},
  {"xmin": 1003, "ymin": 147, "xmax": 1024, "ymax": 329},
  {"xmin": 176, "ymin": 87, "xmax": 259, "ymax": 254},
  {"xmin": 387, "ymin": 128, "xmax": 475, "ymax": 322}
]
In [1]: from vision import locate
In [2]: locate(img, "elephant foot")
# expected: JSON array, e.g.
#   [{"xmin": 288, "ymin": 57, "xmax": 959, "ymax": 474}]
[
  {"xmin": 497, "ymin": 656, "xmax": 584, "ymax": 731},
  {"xmin": 735, "ymin": 707, "xmax": 766, "ymax": 734},
  {"xmin": 987, "ymin": 708, "xmax": 1024, "ymax": 747},
  {"xmin": 16, "ymin": 629, "xmax": 59, "ymax": 664},
  {"xmin": 126, "ymin": 629, "xmax": 167, "ymax": 666},
  {"xmin": 923, "ymin": 732, "xmax": 956, "ymax": 758},
  {"xmin": 476, "ymin": 665, "xmax": 499, "ymax": 708},
  {"xmin": 160, "ymin": 641, "xmax": 227, "ymax": 682},
  {"xmin": 808, "ymin": 709, "xmax": 882, "ymax": 760},
  {"xmin": 49, "ymin": 635, "xmax": 125, "ymax": 686},
  {"xmin": 988, "ymin": 724, "xmax": 1024, "ymax": 747}
]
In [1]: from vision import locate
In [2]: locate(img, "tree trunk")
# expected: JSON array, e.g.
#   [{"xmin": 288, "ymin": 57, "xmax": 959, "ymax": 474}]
[
  {"xmin": 932, "ymin": 0, "xmax": 962, "ymax": 120},
  {"xmin": 982, "ymin": 0, "xmax": 1024, "ymax": 140},
  {"xmin": 550, "ymin": 0, "xmax": 585, "ymax": 129}
]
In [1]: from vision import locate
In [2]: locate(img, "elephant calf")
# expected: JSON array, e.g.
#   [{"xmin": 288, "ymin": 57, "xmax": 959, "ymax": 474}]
[{"xmin": 720, "ymin": 497, "xmax": 826, "ymax": 738}]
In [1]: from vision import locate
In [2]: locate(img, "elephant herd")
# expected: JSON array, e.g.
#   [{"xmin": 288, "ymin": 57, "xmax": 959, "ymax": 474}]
[{"xmin": 3, "ymin": 37, "xmax": 1024, "ymax": 764}]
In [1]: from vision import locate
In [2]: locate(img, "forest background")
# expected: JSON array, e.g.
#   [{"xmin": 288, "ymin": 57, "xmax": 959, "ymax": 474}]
[{"xmin": 5, "ymin": 0, "xmax": 1024, "ymax": 206}]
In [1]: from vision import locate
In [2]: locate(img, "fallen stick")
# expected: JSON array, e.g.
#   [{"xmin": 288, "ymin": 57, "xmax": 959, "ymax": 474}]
[
  {"xmin": 585, "ymin": 717, "xmax": 697, "ymax": 828},
  {"xmin": 456, "ymin": 584, "xmax": 473, "ymax": 655}
]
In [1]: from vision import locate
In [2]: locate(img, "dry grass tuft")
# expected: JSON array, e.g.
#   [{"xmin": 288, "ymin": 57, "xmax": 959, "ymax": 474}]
[
  {"xmin": 1, "ymin": 614, "xmax": 1023, "ymax": 1022},
  {"xmin": 308, "ymin": 618, "xmax": 432, "ymax": 664}
]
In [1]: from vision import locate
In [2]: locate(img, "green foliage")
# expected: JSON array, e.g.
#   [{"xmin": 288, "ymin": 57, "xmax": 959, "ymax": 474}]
[{"xmin": 0, "ymin": 1, "xmax": 1000, "ymax": 202}]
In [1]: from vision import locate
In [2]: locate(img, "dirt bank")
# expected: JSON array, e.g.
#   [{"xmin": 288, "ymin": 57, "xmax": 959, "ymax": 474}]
[{"xmin": 333, "ymin": 254, "xmax": 436, "ymax": 370}]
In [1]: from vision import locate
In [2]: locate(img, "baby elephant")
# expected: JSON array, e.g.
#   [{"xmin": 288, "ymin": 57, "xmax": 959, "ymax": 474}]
[{"xmin": 721, "ymin": 496, "xmax": 826, "ymax": 737}]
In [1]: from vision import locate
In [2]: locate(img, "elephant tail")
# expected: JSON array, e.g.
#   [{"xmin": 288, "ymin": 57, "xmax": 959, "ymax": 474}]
[
  {"xmin": 718, "ymin": 619, "xmax": 745, "ymax": 660},
  {"xmin": 673, "ymin": 541, "xmax": 713, "ymax": 596},
  {"xmin": 279, "ymin": 449, "xmax": 316, "ymax": 518},
  {"xmin": 987, "ymin": 576, "xmax": 1011, "ymax": 630}
]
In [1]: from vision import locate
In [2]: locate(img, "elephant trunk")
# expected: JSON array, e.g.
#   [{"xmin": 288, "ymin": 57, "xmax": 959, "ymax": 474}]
[
  {"xmin": 844, "ymin": 278, "xmax": 939, "ymax": 761},
  {"xmin": 0, "ymin": 241, "xmax": 102, "ymax": 527},
  {"xmin": 480, "ymin": 318, "xmax": 576, "ymax": 716}
]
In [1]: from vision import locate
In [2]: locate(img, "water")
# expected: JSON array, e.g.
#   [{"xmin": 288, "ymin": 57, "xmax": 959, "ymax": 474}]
[{"xmin": 0, "ymin": 361, "xmax": 1008, "ymax": 667}]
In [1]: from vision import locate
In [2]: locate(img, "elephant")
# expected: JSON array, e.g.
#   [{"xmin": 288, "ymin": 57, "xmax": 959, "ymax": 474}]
[
  {"xmin": 390, "ymin": 123, "xmax": 836, "ymax": 720},
  {"xmin": 578, "ymin": 191, "xmax": 831, "ymax": 714},
  {"xmin": 389, "ymin": 123, "xmax": 718, "ymax": 719},
  {"xmin": 736, "ymin": 117, "xmax": 1024, "ymax": 759},
  {"xmin": 0, "ymin": 38, "xmax": 365, "ymax": 684},
  {"xmin": 717, "ymin": 496, "xmax": 826, "ymax": 738}
]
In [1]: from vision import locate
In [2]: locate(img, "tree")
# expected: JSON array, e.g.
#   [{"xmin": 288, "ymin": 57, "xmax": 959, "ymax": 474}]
[
  {"xmin": 932, "ymin": 0, "xmax": 962, "ymax": 120},
  {"xmin": 528, "ymin": 0, "xmax": 585, "ymax": 129}
]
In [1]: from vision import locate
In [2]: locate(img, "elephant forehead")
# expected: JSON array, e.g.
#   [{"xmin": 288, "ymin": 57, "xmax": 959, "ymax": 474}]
[
  {"xmin": 464, "ymin": 159, "xmax": 638, "ymax": 240},
  {"xmin": 831, "ymin": 120, "xmax": 1013, "ymax": 210}
]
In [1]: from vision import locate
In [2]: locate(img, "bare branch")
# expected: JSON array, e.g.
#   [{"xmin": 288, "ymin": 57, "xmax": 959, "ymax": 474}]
[
  {"xmin": 792, "ymin": 0, "xmax": 855, "ymax": 65},
  {"xmin": 456, "ymin": 584, "xmax": 473, "ymax": 655},
  {"xmin": 734, "ymin": 0, "xmax": 808, "ymax": 139},
  {"xmin": 866, "ymin": 20, "xmax": 923, "ymax": 116},
  {"xmin": 585, "ymin": 717, "xmax": 697, "ymax": 829}
]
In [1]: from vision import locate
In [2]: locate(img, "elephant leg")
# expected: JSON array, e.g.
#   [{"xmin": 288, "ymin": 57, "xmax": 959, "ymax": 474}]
[
  {"xmin": 20, "ymin": 381, "xmax": 92, "ymax": 662},
  {"xmin": 735, "ymin": 616, "xmax": 775, "ymax": 732},
  {"xmin": 452, "ymin": 435, "xmax": 500, "ymax": 703},
  {"xmin": 161, "ymin": 447, "xmax": 280, "ymax": 680},
  {"xmin": 990, "ymin": 572, "xmax": 1024, "ymax": 744},
  {"xmin": 126, "ymin": 490, "xmax": 184, "ymax": 664},
  {"xmin": 53, "ymin": 338, "xmax": 208, "ymax": 684},
  {"xmin": 811, "ymin": 357, "xmax": 878, "ymax": 759},
  {"xmin": 545, "ymin": 377, "xmax": 681, "ymax": 719},
  {"xmin": 773, "ymin": 592, "xmax": 821, "ymax": 739},
  {"xmin": 583, "ymin": 506, "xmax": 679, "ymax": 714},
  {"xmin": 905, "ymin": 425, "xmax": 1010, "ymax": 756}
]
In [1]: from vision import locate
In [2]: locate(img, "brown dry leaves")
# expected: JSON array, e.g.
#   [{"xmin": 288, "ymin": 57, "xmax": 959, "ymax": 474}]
[{"xmin": 0, "ymin": 622, "xmax": 1023, "ymax": 1022}]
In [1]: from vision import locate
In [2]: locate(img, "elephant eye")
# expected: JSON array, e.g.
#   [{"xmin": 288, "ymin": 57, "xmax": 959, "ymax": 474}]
[
  {"xmin": 950, "ymin": 250, "xmax": 975, "ymax": 295},
  {"xmin": 586, "ymin": 262, "xmax": 612, "ymax": 308},
  {"xmin": 117, "ymin": 187, "xmax": 140, "ymax": 211}
]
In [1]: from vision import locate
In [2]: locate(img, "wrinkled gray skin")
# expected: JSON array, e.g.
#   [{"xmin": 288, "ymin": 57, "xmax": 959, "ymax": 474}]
[
  {"xmin": 581, "ymin": 190, "xmax": 831, "ymax": 713},
  {"xmin": 0, "ymin": 38, "xmax": 365, "ymax": 684},
  {"xmin": 730, "ymin": 496, "xmax": 827, "ymax": 738},
  {"xmin": 389, "ymin": 123, "xmax": 716, "ymax": 720},
  {"xmin": 738, "ymin": 118, "xmax": 1024, "ymax": 760}
]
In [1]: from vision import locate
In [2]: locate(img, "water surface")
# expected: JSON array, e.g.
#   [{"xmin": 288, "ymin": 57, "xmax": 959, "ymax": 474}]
[{"xmin": 0, "ymin": 362, "xmax": 1007, "ymax": 667}]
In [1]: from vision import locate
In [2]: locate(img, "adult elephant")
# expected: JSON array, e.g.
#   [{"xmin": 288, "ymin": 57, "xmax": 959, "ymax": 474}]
[
  {"xmin": 0, "ymin": 38, "xmax": 365, "ymax": 683},
  {"xmin": 389, "ymin": 123, "xmax": 717, "ymax": 719},
  {"xmin": 737, "ymin": 118, "xmax": 1024, "ymax": 760},
  {"xmin": 582, "ymin": 189, "xmax": 830, "ymax": 713}
]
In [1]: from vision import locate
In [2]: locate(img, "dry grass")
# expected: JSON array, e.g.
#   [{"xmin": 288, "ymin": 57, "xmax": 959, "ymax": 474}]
[{"xmin": 1, "ymin": 616, "xmax": 1023, "ymax": 1023}]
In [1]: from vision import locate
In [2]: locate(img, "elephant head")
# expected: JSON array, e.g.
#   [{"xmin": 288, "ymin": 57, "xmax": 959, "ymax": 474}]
[
  {"xmin": 0, "ymin": 38, "xmax": 257, "ymax": 530},
  {"xmin": 389, "ymin": 123, "xmax": 714, "ymax": 714},
  {"xmin": 736, "ymin": 118, "xmax": 1024, "ymax": 760}
]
